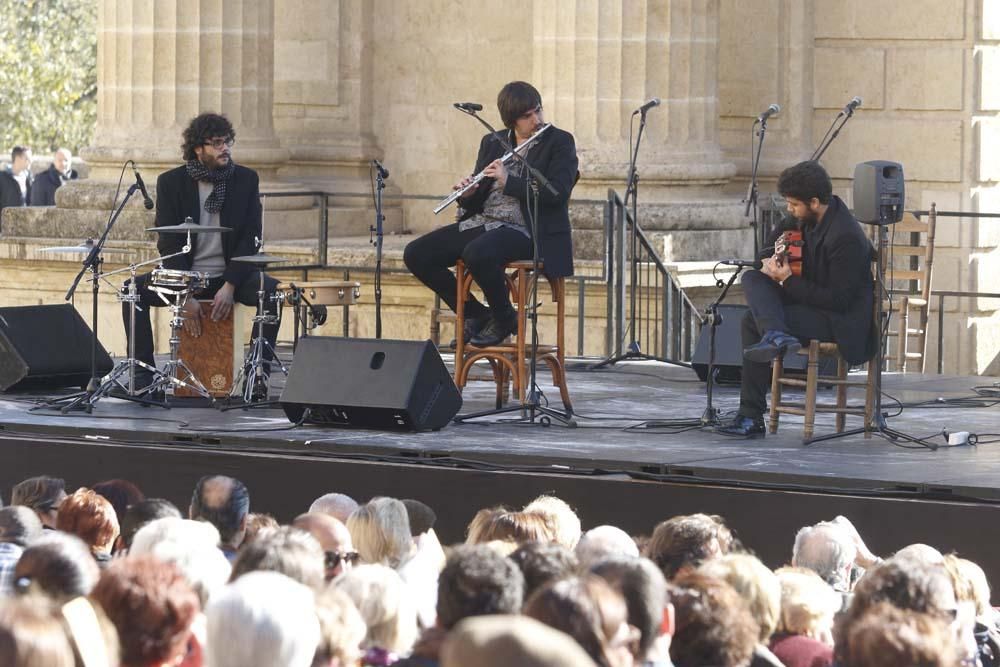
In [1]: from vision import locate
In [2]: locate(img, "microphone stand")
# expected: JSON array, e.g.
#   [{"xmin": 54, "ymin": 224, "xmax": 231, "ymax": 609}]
[
  {"xmin": 370, "ymin": 162, "xmax": 387, "ymax": 338},
  {"xmin": 38, "ymin": 177, "xmax": 143, "ymax": 413},
  {"xmin": 745, "ymin": 115, "xmax": 770, "ymax": 258},
  {"xmin": 450, "ymin": 108, "xmax": 572, "ymax": 427},
  {"xmin": 811, "ymin": 106, "xmax": 856, "ymax": 163}
]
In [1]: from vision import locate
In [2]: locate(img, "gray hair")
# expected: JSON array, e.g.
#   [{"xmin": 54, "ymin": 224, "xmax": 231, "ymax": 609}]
[
  {"xmin": 206, "ymin": 571, "xmax": 320, "ymax": 667},
  {"xmin": 130, "ymin": 517, "xmax": 231, "ymax": 607},
  {"xmin": 792, "ymin": 523, "xmax": 856, "ymax": 592},
  {"xmin": 348, "ymin": 497, "xmax": 413, "ymax": 569},
  {"xmin": 575, "ymin": 525, "xmax": 639, "ymax": 568},
  {"xmin": 230, "ymin": 526, "xmax": 325, "ymax": 590},
  {"xmin": 309, "ymin": 493, "xmax": 360, "ymax": 523},
  {"xmin": 0, "ymin": 506, "xmax": 43, "ymax": 547},
  {"xmin": 334, "ymin": 563, "xmax": 419, "ymax": 654}
]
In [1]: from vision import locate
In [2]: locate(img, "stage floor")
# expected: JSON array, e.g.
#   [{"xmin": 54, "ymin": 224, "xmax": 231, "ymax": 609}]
[{"xmin": 3, "ymin": 357, "xmax": 999, "ymax": 504}]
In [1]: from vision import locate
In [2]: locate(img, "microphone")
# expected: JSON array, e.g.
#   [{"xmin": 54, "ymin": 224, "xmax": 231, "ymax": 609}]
[
  {"xmin": 719, "ymin": 258, "xmax": 763, "ymax": 270},
  {"xmin": 453, "ymin": 102, "xmax": 483, "ymax": 112},
  {"xmin": 843, "ymin": 96, "xmax": 862, "ymax": 116},
  {"xmin": 633, "ymin": 98, "xmax": 661, "ymax": 115},
  {"xmin": 132, "ymin": 165, "xmax": 154, "ymax": 210},
  {"xmin": 372, "ymin": 159, "xmax": 389, "ymax": 179},
  {"xmin": 756, "ymin": 104, "xmax": 780, "ymax": 123}
]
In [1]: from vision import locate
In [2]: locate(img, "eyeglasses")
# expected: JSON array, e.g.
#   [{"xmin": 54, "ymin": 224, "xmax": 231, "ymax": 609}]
[
  {"xmin": 325, "ymin": 550, "xmax": 360, "ymax": 569},
  {"xmin": 204, "ymin": 137, "xmax": 235, "ymax": 149}
]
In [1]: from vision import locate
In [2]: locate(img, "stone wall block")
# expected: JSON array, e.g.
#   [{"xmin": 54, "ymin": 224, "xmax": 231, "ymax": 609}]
[
  {"xmin": 813, "ymin": 48, "xmax": 885, "ymax": 110},
  {"xmin": 888, "ymin": 48, "xmax": 965, "ymax": 110},
  {"xmin": 816, "ymin": 0, "xmax": 965, "ymax": 40},
  {"xmin": 919, "ymin": 190, "xmax": 965, "ymax": 248}
]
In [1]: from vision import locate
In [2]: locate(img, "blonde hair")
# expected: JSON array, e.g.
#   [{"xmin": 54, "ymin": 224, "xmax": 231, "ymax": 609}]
[
  {"xmin": 774, "ymin": 566, "xmax": 841, "ymax": 642},
  {"xmin": 524, "ymin": 495, "xmax": 582, "ymax": 549},
  {"xmin": 333, "ymin": 564, "xmax": 418, "ymax": 654},
  {"xmin": 954, "ymin": 558, "xmax": 992, "ymax": 617},
  {"xmin": 347, "ymin": 497, "xmax": 414, "ymax": 569},
  {"xmin": 466, "ymin": 508, "xmax": 555, "ymax": 546},
  {"xmin": 699, "ymin": 553, "xmax": 781, "ymax": 641}
]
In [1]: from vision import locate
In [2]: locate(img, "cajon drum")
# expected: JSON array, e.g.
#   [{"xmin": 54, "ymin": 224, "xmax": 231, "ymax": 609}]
[{"xmin": 176, "ymin": 301, "xmax": 242, "ymax": 397}]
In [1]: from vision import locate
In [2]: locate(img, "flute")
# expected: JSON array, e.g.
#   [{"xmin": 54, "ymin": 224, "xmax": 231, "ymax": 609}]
[{"xmin": 433, "ymin": 123, "xmax": 552, "ymax": 215}]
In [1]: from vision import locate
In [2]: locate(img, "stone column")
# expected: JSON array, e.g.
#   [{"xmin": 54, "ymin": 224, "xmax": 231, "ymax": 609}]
[
  {"xmin": 534, "ymin": 0, "xmax": 736, "ymax": 203},
  {"xmin": 83, "ymin": 0, "xmax": 288, "ymax": 179}
]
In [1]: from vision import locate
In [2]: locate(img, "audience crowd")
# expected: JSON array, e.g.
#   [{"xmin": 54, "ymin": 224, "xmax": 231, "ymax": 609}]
[{"xmin": 0, "ymin": 473, "xmax": 996, "ymax": 666}]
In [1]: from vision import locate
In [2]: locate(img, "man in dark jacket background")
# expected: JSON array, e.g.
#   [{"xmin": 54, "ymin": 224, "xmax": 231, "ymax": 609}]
[
  {"xmin": 0, "ymin": 146, "xmax": 33, "ymax": 218},
  {"xmin": 30, "ymin": 148, "xmax": 78, "ymax": 206}
]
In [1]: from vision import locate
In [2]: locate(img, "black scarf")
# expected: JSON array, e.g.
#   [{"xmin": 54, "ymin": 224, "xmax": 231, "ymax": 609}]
[{"xmin": 185, "ymin": 159, "xmax": 234, "ymax": 214}]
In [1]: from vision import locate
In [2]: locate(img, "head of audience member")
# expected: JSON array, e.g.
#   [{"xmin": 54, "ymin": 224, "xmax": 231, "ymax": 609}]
[
  {"xmin": 773, "ymin": 567, "xmax": 841, "ymax": 645},
  {"xmin": 0, "ymin": 505, "xmax": 43, "ymax": 547},
  {"xmin": 0, "ymin": 596, "xmax": 76, "ymax": 667},
  {"xmin": 308, "ymin": 492, "xmax": 359, "ymax": 524},
  {"xmin": 10, "ymin": 146, "xmax": 32, "ymax": 175},
  {"xmin": 953, "ymin": 558, "xmax": 993, "ymax": 621},
  {"xmin": 400, "ymin": 499, "xmax": 436, "ymax": 537},
  {"xmin": 792, "ymin": 522, "xmax": 857, "ymax": 593},
  {"xmin": 230, "ymin": 525, "xmax": 325, "ymax": 591},
  {"xmin": 90, "ymin": 555, "xmax": 200, "ymax": 667},
  {"xmin": 510, "ymin": 541, "xmax": 578, "ymax": 601},
  {"xmin": 893, "ymin": 542, "xmax": 945, "ymax": 566},
  {"xmin": 130, "ymin": 517, "xmax": 232, "ymax": 609},
  {"xmin": 668, "ymin": 570, "xmax": 759, "ymax": 667},
  {"xmin": 441, "ymin": 615, "xmax": 599, "ymax": 667},
  {"xmin": 53, "ymin": 148, "xmax": 72, "ymax": 177},
  {"xmin": 524, "ymin": 494, "xmax": 582, "ymax": 549},
  {"xmin": 91, "ymin": 478, "xmax": 145, "ymax": 527},
  {"xmin": 347, "ymin": 497, "xmax": 414, "ymax": 570},
  {"xmin": 243, "ymin": 512, "xmax": 279, "ymax": 544},
  {"xmin": 437, "ymin": 544, "xmax": 525, "ymax": 631},
  {"xmin": 591, "ymin": 557, "xmax": 672, "ymax": 665},
  {"xmin": 189, "ymin": 475, "xmax": 250, "ymax": 553},
  {"xmin": 643, "ymin": 514, "xmax": 733, "ymax": 581},
  {"xmin": 466, "ymin": 507, "xmax": 556, "ymax": 546},
  {"xmin": 292, "ymin": 512, "xmax": 358, "ymax": 581},
  {"xmin": 698, "ymin": 553, "xmax": 781, "ymax": 643},
  {"xmin": 524, "ymin": 574, "xmax": 637, "ymax": 667},
  {"xmin": 55, "ymin": 488, "xmax": 120, "ymax": 559},
  {"xmin": 834, "ymin": 559, "xmax": 962, "ymax": 664},
  {"xmin": 576, "ymin": 526, "xmax": 640, "ymax": 569},
  {"xmin": 11, "ymin": 476, "xmax": 67, "ymax": 529},
  {"xmin": 312, "ymin": 587, "xmax": 366, "ymax": 667},
  {"xmin": 14, "ymin": 532, "xmax": 100, "ymax": 602},
  {"xmin": 206, "ymin": 571, "xmax": 320, "ymax": 667},
  {"xmin": 119, "ymin": 499, "xmax": 182, "ymax": 552},
  {"xmin": 334, "ymin": 563, "xmax": 419, "ymax": 658},
  {"xmin": 843, "ymin": 601, "xmax": 960, "ymax": 667}
]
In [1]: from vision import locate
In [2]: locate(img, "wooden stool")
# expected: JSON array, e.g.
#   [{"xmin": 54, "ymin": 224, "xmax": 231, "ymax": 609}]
[
  {"xmin": 769, "ymin": 340, "xmax": 876, "ymax": 443},
  {"xmin": 453, "ymin": 259, "xmax": 572, "ymax": 413},
  {"xmin": 176, "ymin": 300, "xmax": 244, "ymax": 397}
]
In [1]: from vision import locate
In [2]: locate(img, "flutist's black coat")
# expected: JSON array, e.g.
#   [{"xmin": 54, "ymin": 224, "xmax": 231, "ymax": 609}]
[{"xmin": 458, "ymin": 125, "xmax": 579, "ymax": 278}]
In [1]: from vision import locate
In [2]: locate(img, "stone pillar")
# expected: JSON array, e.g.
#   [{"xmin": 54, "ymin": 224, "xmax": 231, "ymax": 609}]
[
  {"xmin": 272, "ymin": 0, "xmax": 380, "ymax": 184},
  {"xmin": 83, "ymin": 0, "xmax": 288, "ymax": 179},
  {"xmin": 534, "ymin": 0, "xmax": 736, "ymax": 203}
]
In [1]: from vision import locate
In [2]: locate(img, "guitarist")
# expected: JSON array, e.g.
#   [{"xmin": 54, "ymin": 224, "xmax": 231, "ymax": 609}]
[{"xmin": 717, "ymin": 161, "xmax": 876, "ymax": 438}]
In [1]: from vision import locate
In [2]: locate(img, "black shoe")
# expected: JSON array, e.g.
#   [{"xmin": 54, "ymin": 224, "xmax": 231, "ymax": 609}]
[
  {"xmin": 469, "ymin": 312, "xmax": 518, "ymax": 347},
  {"xmin": 715, "ymin": 415, "xmax": 766, "ymax": 438},
  {"xmin": 743, "ymin": 330, "xmax": 802, "ymax": 363},
  {"xmin": 450, "ymin": 313, "xmax": 490, "ymax": 349}
]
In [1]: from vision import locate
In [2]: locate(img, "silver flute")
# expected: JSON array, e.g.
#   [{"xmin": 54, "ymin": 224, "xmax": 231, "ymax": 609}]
[{"xmin": 433, "ymin": 123, "xmax": 552, "ymax": 215}]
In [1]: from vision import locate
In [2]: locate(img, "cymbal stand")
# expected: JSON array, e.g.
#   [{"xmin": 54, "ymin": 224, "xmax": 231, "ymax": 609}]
[
  {"xmin": 226, "ymin": 269, "xmax": 287, "ymax": 408},
  {"xmin": 141, "ymin": 283, "xmax": 214, "ymax": 403}
]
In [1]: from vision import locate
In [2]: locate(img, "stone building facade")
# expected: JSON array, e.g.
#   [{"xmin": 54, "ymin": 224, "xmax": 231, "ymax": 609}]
[{"xmin": 0, "ymin": 0, "xmax": 996, "ymax": 374}]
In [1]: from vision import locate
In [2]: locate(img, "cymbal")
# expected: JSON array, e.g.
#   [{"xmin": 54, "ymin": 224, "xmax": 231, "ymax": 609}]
[
  {"xmin": 231, "ymin": 253, "xmax": 290, "ymax": 266},
  {"xmin": 146, "ymin": 223, "xmax": 232, "ymax": 234},
  {"xmin": 40, "ymin": 242, "xmax": 130, "ymax": 255}
]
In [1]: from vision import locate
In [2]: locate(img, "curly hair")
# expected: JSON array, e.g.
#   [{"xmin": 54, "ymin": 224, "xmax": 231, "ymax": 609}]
[
  {"xmin": 644, "ymin": 514, "xmax": 733, "ymax": 581},
  {"xmin": 510, "ymin": 541, "xmax": 578, "ymax": 601},
  {"xmin": 438, "ymin": 544, "xmax": 525, "ymax": 630},
  {"xmin": 55, "ymin": 488, "xmax": 120, "ymax": 554},
  {"xmin": 181, "ymin": 113, "xmax": 235, "ymax": 161},
  {"xmin": 777, "ymin": 161, "xmax": 833, "ymax": 205},
  {"xmin": 668, "ymin": 571, "xmax": 759, "ymax": 667}
]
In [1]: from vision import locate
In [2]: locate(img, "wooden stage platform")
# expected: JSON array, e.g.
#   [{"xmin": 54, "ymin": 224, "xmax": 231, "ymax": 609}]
[{"xmin": 1, "ymin": 356, "xmax": 998, "ymax": 581}]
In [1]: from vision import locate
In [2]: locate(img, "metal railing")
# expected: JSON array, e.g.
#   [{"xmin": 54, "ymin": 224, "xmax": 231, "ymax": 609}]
[{"xmin": 604, "ymin": 189, "xmax": 702, "ymax": 363}]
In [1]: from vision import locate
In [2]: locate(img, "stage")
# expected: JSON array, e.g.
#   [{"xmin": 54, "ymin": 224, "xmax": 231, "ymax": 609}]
[{"xmin": 1, "ymin": 357, "xmax": 998, "ymax": 581}]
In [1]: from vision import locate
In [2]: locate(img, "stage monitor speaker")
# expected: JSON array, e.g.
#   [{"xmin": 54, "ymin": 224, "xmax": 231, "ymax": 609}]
[
  {"xmin": 280, "ymin": 336, "xmax": 462, "ymax": 431},
  {"xmin": 691, "ymin": 305, "xmax": 835, "ymax": 384},
  {"xmin": 0, "ymin": 304, "xmax": 113, "ymax": 392}
]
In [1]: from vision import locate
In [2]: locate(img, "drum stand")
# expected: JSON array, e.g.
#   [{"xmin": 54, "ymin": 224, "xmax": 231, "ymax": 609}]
[
  {"xmin": 226, "ymin": 270, "xmax": 287, "ymax": 408},
  {"xmin": 141, "ymin": 285, "xmax": 214, "ymax": 403}
]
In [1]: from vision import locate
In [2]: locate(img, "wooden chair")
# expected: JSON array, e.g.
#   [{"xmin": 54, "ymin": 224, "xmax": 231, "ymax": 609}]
[
  {"xmin": 883, "ymin": 203, "xmax": 937, "ymax": 372},
  {"xmin": 452, "ymin": 259, "xmax": 572, "ymax": 413}
]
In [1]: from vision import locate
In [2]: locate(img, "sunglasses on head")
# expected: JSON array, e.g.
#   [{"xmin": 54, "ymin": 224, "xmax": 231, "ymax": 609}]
[{"xmin": 325, "ymin": 551, "xmax": 360, "ymax": 569}]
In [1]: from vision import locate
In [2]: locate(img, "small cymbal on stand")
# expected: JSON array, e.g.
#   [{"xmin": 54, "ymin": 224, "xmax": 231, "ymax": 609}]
[
  {"xmin": 40, "ymin": 241, "xmax": 131, "ymax": 255},
  {"xmin": 146, "ymin": 223, "xmax": 232, "ymax": 234}
]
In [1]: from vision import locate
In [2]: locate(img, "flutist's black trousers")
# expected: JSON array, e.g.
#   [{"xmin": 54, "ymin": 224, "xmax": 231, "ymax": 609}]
[{"xmin": 404, "ymin": 222, "xmax": 532, "ymax": 319}]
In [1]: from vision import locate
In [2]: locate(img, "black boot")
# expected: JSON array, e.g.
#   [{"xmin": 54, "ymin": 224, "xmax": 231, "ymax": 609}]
[
  {"xmin": 715, "ymin": 414, "xmax": 766, "ymax": 439},
  {"xmin": 469, "ymin": 309, "xmax": 518, "ymax": 347}
]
